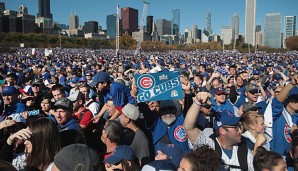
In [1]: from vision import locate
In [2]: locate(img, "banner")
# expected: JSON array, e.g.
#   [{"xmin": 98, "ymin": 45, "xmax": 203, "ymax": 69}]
[{"xmin": 135, "ymin": 71, "xmax": 183, "ymax": 102}]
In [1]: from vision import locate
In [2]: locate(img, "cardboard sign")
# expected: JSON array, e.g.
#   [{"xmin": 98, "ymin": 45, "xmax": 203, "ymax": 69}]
[{"xmin": 135, "ymin": 71, "xmax": 183, "ymax": 102}]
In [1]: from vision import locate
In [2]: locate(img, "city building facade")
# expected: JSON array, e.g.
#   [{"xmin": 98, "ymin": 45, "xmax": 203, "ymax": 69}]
[
  {"xmin": 264, "ymin": 13, "xmax": 282, "ymax": 48},
  {"xmin": 245, "ymin": 0, "xmax": 256, "ymax": 46}
]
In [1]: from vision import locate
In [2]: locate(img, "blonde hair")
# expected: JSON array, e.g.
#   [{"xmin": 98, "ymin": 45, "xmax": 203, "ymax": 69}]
[{"xmin": 242, "ymin": 111, "xmax": 264, "ymax": 131}]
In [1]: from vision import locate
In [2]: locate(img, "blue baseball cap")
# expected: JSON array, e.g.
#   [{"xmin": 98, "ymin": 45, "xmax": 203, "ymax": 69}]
[
  {"xmin": 157, "ymin": 143, "xmax": 184, "ymax": 168},
  {"xmin": 211, "ymin": 87, "xmax": 226, "ymax": 96},
  {"xmin": 70, "ymin": 77, "xmax": 80, "ymax": 84},
  {"xmin": 253, "ymin": 70, "xmax": 260, "ymax": 75},
  {"xmin": 214, "ymin": 110, "xmax": 240, "ymax": 131},
  {"xmin": 1, "ymin": 86, "xmax": 18, "ymax": 96},
  {"xmin": 274, "ymin": 73, "xmax": 282, "ymax": 80},
  {"xmin": 89, "ymin": 72, "xmax": 110, "ymax": 87},
  {"xmin": 79, "ymin": 76, "xmax": 87, "ymax": 83},
  {"xmin": 103, "ymin": 145, "xmax": 135, "ymax": 165}
]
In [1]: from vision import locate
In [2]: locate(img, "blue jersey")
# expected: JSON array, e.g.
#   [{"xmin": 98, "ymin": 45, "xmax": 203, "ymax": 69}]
[
  {"xmin": 210, "ymin": 97, "xmax": 237, "ymax": 114},
  {"xmin": 147, "ymin": 114, "xmax": 190, "ymax": 153},
  {"xmin": 3, "ymin": 102, "xmax": 27, "ymax": 117},
  {"xmin": 270, "ymin": 98, "xmax": 298, "ymax": 156},
  {"xmin": 109, "ymin": 82, "xmax": 136, "ymax": 106}
]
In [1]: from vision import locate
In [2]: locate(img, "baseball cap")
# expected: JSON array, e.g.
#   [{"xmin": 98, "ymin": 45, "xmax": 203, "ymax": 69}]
[
  {"xmin": 116, "ymin": 103, "xmax": 140, "ymax": 121},
  {"xmin": 253, "ymin": 70, "xmax": 260, "ymax": 75},
  {"xmin": 79, "ymin": 76, "xmax": 87, "ymax": 83},
  {"xmin": 245, "ymin": 83, "xmax": 258, "ymax": 92},
  {"xmin": 1, "ymin": 86, "xmax": 18, "ymax": 96},
  {"xmin": 70, "ymin": 77, "xmax": 80, "ymax": 84},
  {"xmin": 274, "ymin": 73, "xmax": 283, "ymax": 81},
  {"xmin": 67, "ymin": 90, "xmax": 84, "ymax": 102},
  {"xmin": 52, "ymin": 98, "xmax": 73, "ymax": 111},
  {"xmin": 141, "ymin": 160, "xmax": 176, "ymax": 171},
  {"xmin": 89, "ymin": 72, "xmax": 110, "ymax": 87},
  {"xmin": 31, "ymin": 79, "xmax": 42, "ymax": 86},
  {"xmin": 54, "ymin": 144, "xmax": 101, "ymax": 171},
  {"xmin": 103, "ymin": 145, "xmax": 135, "ymax": 165},
  {"xmin": 212, "ymin": 87, "xmax": 226, "ymax": 95},
  {"xmin": 214, "ymin": 110, "xmax": 240, "ymax": 131},
  {"xmin": 157, "ymin": 143, "xmax": 184, "ymax": 168},
  {"xmin": 242, "ymin": 102, "xmax": 262, "ymax": 113}
]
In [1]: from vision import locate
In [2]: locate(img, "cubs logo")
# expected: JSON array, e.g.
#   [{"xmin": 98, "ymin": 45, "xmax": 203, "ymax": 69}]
[
  {"xmin": 284, "ymin": 124, "xmax": 292, "ymax": 143},
  {"xmin": 137, "ymin": 74, "xmax": 156, "ymax": 91},
  {"xmin": 174, "ymin": 125, "xmax": 187, "ymax": 142}
]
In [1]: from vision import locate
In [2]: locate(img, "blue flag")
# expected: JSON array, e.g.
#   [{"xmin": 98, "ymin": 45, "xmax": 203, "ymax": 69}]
[{"xmin": 135, "ymin": 71, "xmax": 183, "ymax": 102}]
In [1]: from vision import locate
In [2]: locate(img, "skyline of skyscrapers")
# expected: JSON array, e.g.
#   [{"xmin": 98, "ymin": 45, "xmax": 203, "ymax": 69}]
[
  {"xmin": 171, "ymin": 9, "xmax": 180, "ymax": 35},
  {"xmin": 264, "ymin": 13, "xmax": 282, "ymax": 48},
  {"xmin": 245, "ymin": 0, "xmax": 256, "ymax": 46},
  {"xmin": 121, "ymin": 7, "xmax": 138, "ymax": 36},
  {"xmin": 37, "ymin": 0, "xmax": 52, "ymax": 20}
]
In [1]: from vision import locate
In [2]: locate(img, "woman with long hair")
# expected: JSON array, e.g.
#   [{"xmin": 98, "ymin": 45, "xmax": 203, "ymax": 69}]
[
  {"xmin": 253, "ymin": 146, "xmax": 287, "ymax": 171},
  {"xmin": 6, "ymin": 117, "xmax": 61, "ymax": 170}
]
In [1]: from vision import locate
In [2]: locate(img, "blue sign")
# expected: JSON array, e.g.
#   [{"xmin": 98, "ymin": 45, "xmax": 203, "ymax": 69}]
[{"xmin": 135, "ymin": 71, "xmax": 183, "ymax": 102}]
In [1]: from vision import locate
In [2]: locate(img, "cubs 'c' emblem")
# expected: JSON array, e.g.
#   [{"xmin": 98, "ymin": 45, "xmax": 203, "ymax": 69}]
[
  {"xmin": 137, "ymin": 74, "xmax": 156, "ymax": 91},
  {"xmin": 284, "ymin": 124, "xmax": 292, "ymax": 143},
  {"xmin": 174, "ymin": 125, "xmax": 187, "ymax": 142}
]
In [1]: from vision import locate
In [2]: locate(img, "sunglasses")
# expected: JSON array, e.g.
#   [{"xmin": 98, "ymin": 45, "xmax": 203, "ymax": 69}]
[
  {"xmin": 248, "ymin": 89, "xmax": 259, "ymax": 94},
  {"xmin": 201, "ymin": 104, "xmax": 211, "ymax": 109}
]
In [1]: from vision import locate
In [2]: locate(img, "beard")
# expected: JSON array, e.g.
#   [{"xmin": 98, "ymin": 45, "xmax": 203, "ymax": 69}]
[{"xmin": 161, "ymin": 115, "xmax": 177, "ymax": 126}]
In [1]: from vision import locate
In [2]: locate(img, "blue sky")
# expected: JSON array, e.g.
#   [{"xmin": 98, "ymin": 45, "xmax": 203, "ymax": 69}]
[{"xmin": 2, "ymin": 0, "xmax": 298, "ymax": 35}]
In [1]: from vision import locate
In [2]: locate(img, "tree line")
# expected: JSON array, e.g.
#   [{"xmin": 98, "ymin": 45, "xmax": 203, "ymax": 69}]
[{"xmin": 0, "ymin": 32, "xmax": 297, "ymax": 52}]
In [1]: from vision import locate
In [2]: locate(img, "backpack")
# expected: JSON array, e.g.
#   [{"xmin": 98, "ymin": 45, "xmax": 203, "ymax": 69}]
[{"xmin": 211, "ymin": 136, "xmax": 248, "ymax": 171}]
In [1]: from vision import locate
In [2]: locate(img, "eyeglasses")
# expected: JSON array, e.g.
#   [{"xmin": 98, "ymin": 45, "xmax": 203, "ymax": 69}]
[{"xmin": 223, "ymin": 124, "xmax": 242, "ymax": 132}]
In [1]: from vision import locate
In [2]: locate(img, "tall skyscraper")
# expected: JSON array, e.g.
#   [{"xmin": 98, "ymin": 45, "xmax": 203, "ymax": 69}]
[
  {"xmin": 17, "ymin": 5, "xmax": 35, "ymax": 33},
  {"xmin": 146, "ymin": 16, "xmax": 153, "ymax": 34},
  {"xmin": 284, "ymin": 16, "xmax": 296, "ymax": 48},
  {"xmin": 245, "ymin": 0, "xmax": 256, "ymax": 46},
  {"xmin": 264, "ymin": 13, "xmax": 282, "ymax": 48},
  {"xmin": 221, "ymin": 26, "xmax": 233, "ymax": 45},
  {"xmin": 232, "ymin": 13, "xmax": 239, "ymax": 40},
  {"xmin": 0, "ymin": 2, "xmax": 5, "ymax": 13},
  {"xmin": 256, "ymin": 25, "xmax": 261, "ymax": 32},
  {"xmin": 121, "ymin": 7, "xmax": 138, "ymax": 36},
  {"xmin": 68, "ymin": 13, "xmax": 79, "ymax": 35},
  {"xmin": 171, "ymin": 9, "xmax": 180, "ymax": 35},
  {"xmin": 84, "ymin": 21, "xmax": 98, "ymax": 34},
  {"xmin": 37, "ymin": 0, "xmax": 52, "ymax": 20},
  {"xmin": 106, "ymin": 14, "xmax": 117, "ymax": 38},
  {"xmin": 205, "ymin": 11, "xmax": 211, "ymax": 34},
  {"xmin": 155, "ymin": 19, "xmax": 171, "ymax": 36}
]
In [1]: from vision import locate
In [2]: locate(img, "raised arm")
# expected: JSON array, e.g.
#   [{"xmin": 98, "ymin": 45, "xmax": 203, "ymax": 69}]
[
  {"xmin": 184, "ymin": 92, "xmax": 211, "ymax": 144},
  {"xmin": 276, "ymin": 74, "xmax": 298, "ymax": 103}
]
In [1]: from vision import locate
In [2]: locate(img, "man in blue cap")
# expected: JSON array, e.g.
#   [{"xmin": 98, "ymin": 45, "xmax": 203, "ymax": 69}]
[
  {"xmin": 184, "ymin": 92, "xmax": 254, "ymax": 170},
  {"xmin": 1, "ymin": 86, "xmax": 27, "ymax": 117},
  {"xmin": 90, "ymin": 72, "xmax": 136, "ymax": 121}
]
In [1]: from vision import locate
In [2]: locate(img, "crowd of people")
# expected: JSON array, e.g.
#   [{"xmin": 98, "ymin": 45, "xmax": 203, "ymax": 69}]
[{"xmin": 0, "ymin": 48, "xmax": 298, "ymax": 171}]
